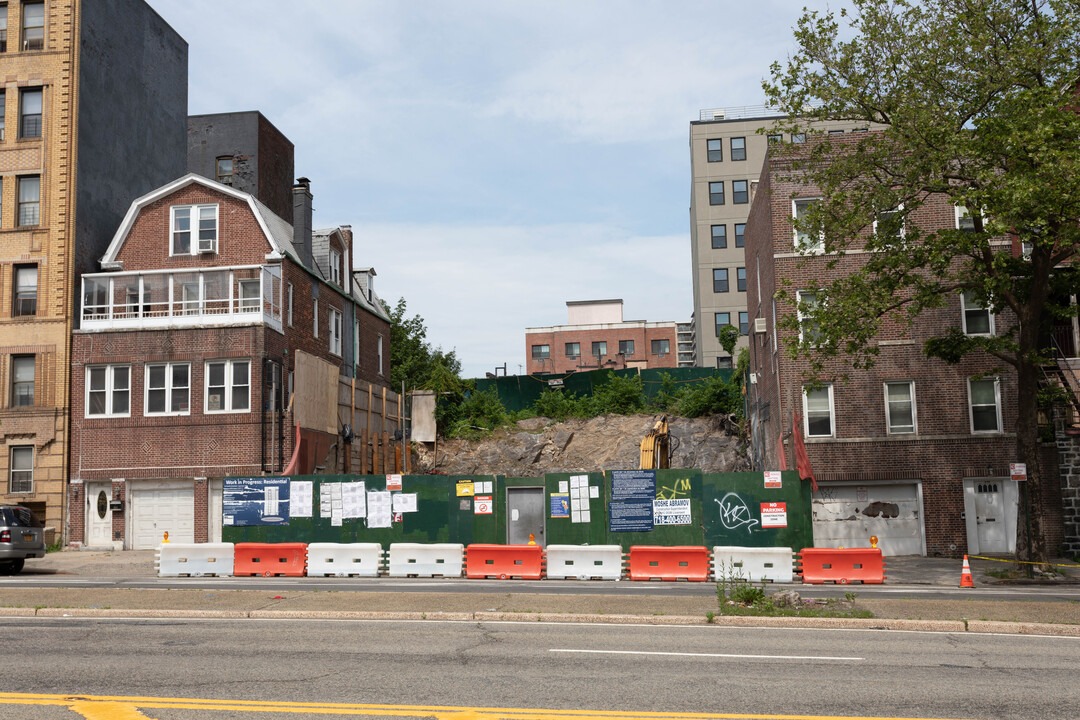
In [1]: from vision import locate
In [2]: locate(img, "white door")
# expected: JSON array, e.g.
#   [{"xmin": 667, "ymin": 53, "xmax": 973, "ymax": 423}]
[
  {"xmin": 85, "ymin": 482, "xmax": 113, "ymax": 548},
  {"xmin": 963, "ymin": 479, "xmax": 1018, "ymax": 554},
  {"xmin": 812, "ymin": 482, "xmax": 926, "ymax": 556},
  {"xmin": 130, "ymin": 484, "xmax": 194, "ymax": 548}
]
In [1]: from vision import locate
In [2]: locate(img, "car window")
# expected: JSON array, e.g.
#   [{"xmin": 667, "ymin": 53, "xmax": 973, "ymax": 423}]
[{"xmin": 10, "ymin": 507, "xmax": 39, "ymax": 527}]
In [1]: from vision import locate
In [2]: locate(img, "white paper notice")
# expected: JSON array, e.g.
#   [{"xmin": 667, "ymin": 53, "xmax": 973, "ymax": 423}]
[
  {"xmin": 581, "ymin": 509, "xmax": 591, "ymax": 523},
  {"xmin": 571, "ymin": 509, "xmax": 581, "ymax": 523},
  {"xmin": 589, "ymin": 485, "xmax": 599, "ymax": 499},
  {"xmin": 367, "ymin": 491, "xmax": 393, "ymax": 528},
  {"xmin": 290, "ymin": 481, "xmax": 313, "ymax": 518},
  {"xmin": 341, "ymin": 481, "xmax": 367, "ymax": 518},
  {"xmin": 559, "ymin": 480, "xmax": 569, "ymax": 493},
  {"xmin": 392, "ymin": 493, "xmax": 418, "ymax": 513},
  {"xmin": 482, "ymin": 481, "xmax": 493, "ymax": 493},
  {"xmin": 319, "ymin": 483, "xmax": 333, "ymax": 518}
]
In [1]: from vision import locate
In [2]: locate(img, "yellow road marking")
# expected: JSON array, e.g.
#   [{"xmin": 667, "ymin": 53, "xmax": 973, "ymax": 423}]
[{"xmin": 0, "ymin": 692, "xmax": 981, "ymax": 720}]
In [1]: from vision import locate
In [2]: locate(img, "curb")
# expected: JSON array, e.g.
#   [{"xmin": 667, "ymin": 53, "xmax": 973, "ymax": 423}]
[{"xmin": 10, "ymin": 607, "xmax": 1080, "ymax": 636}]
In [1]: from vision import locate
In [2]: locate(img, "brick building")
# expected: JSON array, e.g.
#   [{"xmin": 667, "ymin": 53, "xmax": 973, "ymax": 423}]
[
  {"xmin": 744, "ymin": 143, "xmax": 1063, "ymax": 557},
  {"xmin": 525, "ymin": 300, "xmax": 680, "ymax": 375},
  {"xmin": 0, "ymin": 0, "xmax": 187, "ymax": 540},
  {"xmin": 69, "ymin": 174, "xmax": 391, "ymax": 549}
]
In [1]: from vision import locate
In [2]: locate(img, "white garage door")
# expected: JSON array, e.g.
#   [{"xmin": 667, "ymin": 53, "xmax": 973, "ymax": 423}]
[
  {"xmin": 812, "ymin": 483, "xmax": 925, "ymax": 556},
  {"xmin": 131, "ymin": 486, "xmax": 194, "ymax": 548}
]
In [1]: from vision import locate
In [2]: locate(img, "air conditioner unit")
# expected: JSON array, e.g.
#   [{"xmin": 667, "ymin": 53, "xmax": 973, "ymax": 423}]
[
  {"xmin": 753, "ymin": 317, "xmax": 767, "ymax": 333},
  {"xmin": 197, "ymin": 240, "xmax": 216, "ymax": 253}
]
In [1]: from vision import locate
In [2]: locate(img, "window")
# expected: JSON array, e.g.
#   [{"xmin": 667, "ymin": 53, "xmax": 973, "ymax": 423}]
[
  {"xmin": 21, "ymin": 1, "xmax": 43, "ymax": 51},
  {"xmin": 716, "ymin": 356, "xmax": 733, "ymax": 369},
  {"xmin": 0, "ymin": 90, "xmax": 5, "ymax": 140},
  {"xmin": 10, "ymin": 354, "xmax": 32, "ymax": 406},
  {"xmin": 531, "ymin": 344, "xmax": 549, "ymax": 360},
  {"xmin": 18, "ymin": 88, "xmax": 41, "ymax": 139},
  {"xmin": 619, "ymin": 340, "xmax": 634, "ymax": 356},
  {"xmin": 216, "ymin": 157, "xmax": 233, "ymax": 185},
  {"xmin": 329, "ymin": 307, "xmax": 343, "ymax": 356},
  {"xmin": 730, "ymin": 137, "xmax": 746, "ymax": 161},
  {"xmin": 17, "ymin": 175, "xmax": 38, "ymax": 226},
  {"xmin": 874, "ymin": 204, "xmax": 904, "ymax": 239},
  {"xmin": 171, "ymin": 204, "xmax": 218, "ymax": 255},
  {"xmin": 86, "ymin": 365, "xmax": 129, "ymax": 417},
  {"xmin": 713, "ymin": 268, "xmax": 728, "ymax": 293},
  {"xmin": 651, "ymin": 339, "xmax": 669, "ymax": 355},
  {"xmin": 792, "ymin": 132, "xmax": 806, "ymax": 143},
  {"xmin": 828, "ymin": 129, "xmax": 845, "ymax": 135},
  {"xmin": 732, "ymin": 180, "xmax": 749, "ymax": 204},
  {"xmin": 13, "ymin": 264, "xmax": 36, "ymax": 316},
  {"xmin": 205, "ymin": 359, "xmax": 250, "ymax": 413},
  {"xmin": 793, "ymin": 198, "xmax": 823, "ymax": 253},
  {"xmin": 956, "ymin": 205, "xmax": 982, "ymax": 232},
  {"xmin": 734, "ymin": 223, "xmax": 745, "ymax": 248},
  {"xmin": 377, "ymin": 335, "xmax": 384, "ymax": 375},
  {"xmin": 353, "ymin": 318, "xmax": 360, "ymax": 370},
  {"xmin": 9, "ymin": 446, "xmax": 32, "ymax": 494},
  {"xmin": 329, "ymin": 248, "xmax": 342, "ymax": 285},
  {"xmin": 565, "ymin": 342, "xmax": 579, "ymax": 358},
  {"xmin": 803, "ymin": 385, "xmax": 834, "ymax": 437},
  {"xmin": 592, "ymin": 341, "xmax": 607, "ymax": 357},
  {"xmin": 797, "ymin": 290, "xmax": 820, "ymax": 344},
  {"xmin": 0, "ymin": 5, "xmax": 7, "ymax": 53},
  {"xmin": 738, "ymin": 311, "xmax": 749, "ymax": 336},
  {"xmin": 286, "ymin": 283, "xmax": 293, "ymax": 326},
  {"xmin": 145, "ymin": 363, "xmax": 189, "ymax": 415},
  {"xmin": 706, "ymin": 138, "xmax": 723, "ymax": 162},
  {"xmin": 710, "ymin": 224, "xmax": 727, "ymax": 249},
  {"xmin": 768, "ymin": 133, "xmax": 783, "ymax": 144},
  {"xmin": 968, "ymin": 377, "xmax": 1001, "ymax": 433},
  {"xmin": 961, "ymin": 292, "xmax": 994, "ymax": 335},
  {"xmin": 736, "ymin": 267, "xmax": 746, "ymax": 292},
  {"xmin": 714, "ymin": 312, "xmax": 730, "ymax": 337},
  {"xmin": 885, "ymin": 381, "xmax": 916, "ymax": 434},
  {"xmin": 313, "ymin": 298, "xmax": 318, "ymax": 338},
  {"xmin": 709, "ymin": 181, "xmax": 724, "ymax": 205},
  {"xmin": 238, "ymin": 279, "xmax": 260, "ymax": 311}
]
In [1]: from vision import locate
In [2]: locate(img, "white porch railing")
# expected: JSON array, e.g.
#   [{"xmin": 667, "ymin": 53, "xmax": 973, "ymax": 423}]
[{"xmin": 81, "ymin": 264, "xmax": 283, "ymax": 333}]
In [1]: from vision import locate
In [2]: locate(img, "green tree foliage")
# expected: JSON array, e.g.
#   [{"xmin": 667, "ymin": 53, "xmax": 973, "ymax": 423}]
[
  {"xmin": 765, "ymin": 0, "xmax": 1080, "ymax": 564},
  {"xmin": 717, "ymin": 324, "xmax": 740, "ymax": 356},
  {"xmin": 388, "ymin": 298, "xmax": 462, "ymax": 392}
]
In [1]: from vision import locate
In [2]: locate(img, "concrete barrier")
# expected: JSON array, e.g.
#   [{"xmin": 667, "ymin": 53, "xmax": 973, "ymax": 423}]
[
  {"xmin": 712, "ymin": 546, "xmax": 795, "ymax": 583},
  {"xmin": 306, "ymin": 543, "xmax": 383, "ymax": 577},
  {"xmin": 387, "ymin": 543, "xmax": 464, "ymax": 578},
  {"xmin": 544, "ymin": 545, "xmax": 624, "ymax": 580},
  {"xmin": 156, "ymin": 543, "xmax": 235, "ymax": 577}
]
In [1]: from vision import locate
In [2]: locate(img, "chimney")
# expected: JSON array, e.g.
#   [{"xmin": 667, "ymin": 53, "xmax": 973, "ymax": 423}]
[{"xmin": 292, "ymin": 177, "xmax": 313, "ymax": 268}]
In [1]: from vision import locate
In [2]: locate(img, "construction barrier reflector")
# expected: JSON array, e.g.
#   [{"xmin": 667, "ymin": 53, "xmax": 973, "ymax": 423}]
[
  {"xmin": 387, "ymin": 543, "xmax": 464, "ymax": 578},
  {"xmin": 798, "ymin": 547, "xmax": 886, "ymax": 584},
  {"xmin": 628, "ymin": 545, "xmax": 710, "ymax": 582},
  {"xmin": 465, "ymin": 543, "xmax": 544, "ymax": 580},
  {"xmin": 233, "ymin": 542, "xmax": 308, "ymax": 577},
  {"xmin": 712, "ymin": 546, "xmax": 794, "ymax": 583},
  {"xmin": 545, "ymin": 544, "xmax": 624, "ymax": 580},
  {"xmin": 156, "ymin": 542, "xmax": 235, "ymax": 577},
  {"xmin": 306, "ymin": 543, "xmax": 383, "ymax": 577}
]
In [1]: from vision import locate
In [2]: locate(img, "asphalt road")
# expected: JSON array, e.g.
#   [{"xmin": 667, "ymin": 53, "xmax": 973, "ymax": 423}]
[{"xmin": 3, "ymin": 616, "xmax": 1078, "ymax": 719}]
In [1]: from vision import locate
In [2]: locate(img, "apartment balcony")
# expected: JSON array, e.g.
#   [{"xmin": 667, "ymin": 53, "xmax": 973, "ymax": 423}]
[{"xmin": 81, "ymin": 265, "xmax": 283, "ymax": 333}]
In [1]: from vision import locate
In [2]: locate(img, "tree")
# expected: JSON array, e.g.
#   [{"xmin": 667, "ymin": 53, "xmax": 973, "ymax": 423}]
[
  {"xmin": 387, "ymin": 298, "xmax": 462, "ymax": 393},
  {"xmin": 764, "ymin": 0, "xmax": 1080, "ymax": 566},
  {"xmin": 717, "ymin": 324, "xmax": 740, "ymax": 357}
]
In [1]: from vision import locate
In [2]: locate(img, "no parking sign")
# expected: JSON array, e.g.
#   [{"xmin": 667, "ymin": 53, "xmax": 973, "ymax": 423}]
[{"xmin": 474, "ymin": 495, "xmax": 493, "ymax": 514}]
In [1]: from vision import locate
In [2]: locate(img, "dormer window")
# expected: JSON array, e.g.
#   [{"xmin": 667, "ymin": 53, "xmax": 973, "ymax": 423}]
[
  {"xmin": 171, "ymin": 204, "xmax": 218, "ymax": 255},
  {"xmin": 329, "ymin": 248, "xmax": 341, "ymax": 285}
]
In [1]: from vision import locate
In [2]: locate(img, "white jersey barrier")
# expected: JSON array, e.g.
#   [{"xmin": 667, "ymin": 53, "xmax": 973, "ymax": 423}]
[
  {"xmin": 712, "ymin": 546, "xmax": 795, "ymax": 583},
  {"xmin": 306, "ymin": 543, "xmax": 383, "ymax": 577},
  {"xmin": 156, "ymin": 543, "xmax": 235, "ymax": 577},
  {"xmin": 544, "ymin": 544, "xmax": 625, "ymax": 580},
  {"xmin": 387, "ymin": 543, "xmax": 464, "ymax": 577}
]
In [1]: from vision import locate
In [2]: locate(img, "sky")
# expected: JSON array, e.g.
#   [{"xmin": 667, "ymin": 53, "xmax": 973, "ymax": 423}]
[{"xmin": 146, "ymin": 0, "xmax": 830, "ymax": 379}]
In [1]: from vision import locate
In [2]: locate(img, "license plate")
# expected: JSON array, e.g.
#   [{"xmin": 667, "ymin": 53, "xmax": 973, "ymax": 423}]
[{"xmin": 23, "ymin": 534, "xmax": 32, "ymax": 542}]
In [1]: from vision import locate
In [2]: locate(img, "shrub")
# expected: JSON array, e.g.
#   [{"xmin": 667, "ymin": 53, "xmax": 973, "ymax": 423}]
[
  {"xmin": 590, "ymin": 374, "xmax": 646, "ymax": 415},
  {"xmin": 532, "ymin": 388, "xmax": 590, "ymax": 420}
]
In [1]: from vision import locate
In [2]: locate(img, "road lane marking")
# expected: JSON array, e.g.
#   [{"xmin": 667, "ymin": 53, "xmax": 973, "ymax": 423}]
[{"xmin": 550, "ymin": 649, "xmax": 863, "ymax": 661}]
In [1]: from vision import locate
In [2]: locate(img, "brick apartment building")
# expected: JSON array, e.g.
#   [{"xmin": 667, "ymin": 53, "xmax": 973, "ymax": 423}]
[
  {"xmin": 68, "ymin": 174, "xmax": 391, "ymax": 549},
  {"xmin": 0, "ymin": 0, "xmax": 186, "ymax": 540},
  {"xmin": 525, "ymin": 300, "xmax": 680, "ymax": 375},
  {"xmin": 744, "ymin": 141, "xmax": 1063, "ymax": 557}
]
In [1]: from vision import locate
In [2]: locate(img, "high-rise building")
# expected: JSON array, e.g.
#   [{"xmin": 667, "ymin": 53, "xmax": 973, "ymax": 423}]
[{"xmin": 0, "ymin": 0, "xmax": 187, "ymax": 540}]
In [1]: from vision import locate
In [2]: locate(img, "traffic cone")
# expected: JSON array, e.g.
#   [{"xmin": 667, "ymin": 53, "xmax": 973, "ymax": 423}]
[{"xmin": 960, "ymin": 555, "xmax": 974, "ymax": 588}]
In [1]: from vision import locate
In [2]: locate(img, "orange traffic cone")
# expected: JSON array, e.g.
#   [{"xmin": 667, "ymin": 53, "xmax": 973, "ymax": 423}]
[{"xmin": 960, "ymin": 555, "xmax": 974, "ymax": 588}]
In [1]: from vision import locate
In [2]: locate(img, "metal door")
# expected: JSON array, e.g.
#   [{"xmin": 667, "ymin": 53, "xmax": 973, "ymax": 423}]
[
  {"xmin": 507, "ymin": 487, "xmax": 545, "ymax": 546},
  {"xmin": 85, "ymin": 482, "xmax": 112, "ymax": 547},
  {"xmin": 974, "ymin": 481, "xmax": 1007, "ymax": 552}
]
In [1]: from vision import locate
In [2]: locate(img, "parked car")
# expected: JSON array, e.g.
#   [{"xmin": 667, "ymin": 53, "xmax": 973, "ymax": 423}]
[{"xmin": 0, "ymin": 505, "xmax": 45, "ymax": 573}]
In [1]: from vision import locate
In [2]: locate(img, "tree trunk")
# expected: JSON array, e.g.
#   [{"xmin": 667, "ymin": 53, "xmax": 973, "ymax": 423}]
[{"xmin": 1014, "ymin": 357, "xmax": 1049, "ymax": 569}]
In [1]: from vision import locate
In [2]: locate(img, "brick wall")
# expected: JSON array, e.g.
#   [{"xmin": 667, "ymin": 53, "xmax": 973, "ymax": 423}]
[{"xmin": 525, "ymin": 325, "xmax": 680, "ymax": 375}]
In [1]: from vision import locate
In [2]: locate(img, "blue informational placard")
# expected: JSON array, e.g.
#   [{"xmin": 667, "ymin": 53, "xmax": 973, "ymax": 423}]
[
  {"xmin": 609, "ymin": 469, "xmax": 655, "ymax": 532},
  {"xmin": 222, "ymin": 477, "xmax": 291, "ymax": 526},
  {"xmin": 550, "ymin": 493, "xmax": 570, "ymax": 518}
]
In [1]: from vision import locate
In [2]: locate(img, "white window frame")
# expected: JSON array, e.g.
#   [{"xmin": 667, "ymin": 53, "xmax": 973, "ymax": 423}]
[
  {"xmin": 873, "ymin": 203, "xmax": 905, "ymax": 239},
  {"xmin": 803, "ymin": 384, "xmax": 835, "ymax": 438},
  {"xmin": 565, "ymin": 342, "xmax": 580, "ymax": 358},
  {"xmin": 532, "ymin": 344, "xmax": 550, "ymax": 360},
  {"xmin": 144, "ymin": 362, "xmax": 190, "ymax": 416},
  {"xmin": 329, "ymin": 307, "xmax": 343, "ymax": 356},
  {"xmin": 961, "ymin": 292, "xmax": 994, "ymax": 336},
  {"xmin": 793, "ymin": 198, "xmax": 824, "ymax": 253},
  {"xmin": 287, "ymin": 283, "xmax": 294, "ymax": 326},
  {"xmin": 9, "ymin": 445, "xmax": 33, "ymax": 494},
  {"xmin": 204, "ymin": 359, "xmax": 251, "ymax": 414},
  {"xmin": 329, "ymin": 248, "xmax": 342, "ymax": 285},
  {"xmin": 313, "ymin": 298, "xmax": 319, "ymax": 338},
  {"xmin": 968, "ymin": 376, "xmax": 1002, "ymax": 434},
  {"xmin": 85, "ymin": 364, "xmax": 130, "ymax": 418},
  {"xmin": 377, "ymin": 335, "xmax": 384, "ymax": 376},
  {"xmin": 796, "ymin": 290, "xmax": 821, "ymax": 345},
  {"xmin": 170, "ymin": 204, "xmax": 219, "ymax": 256},
  {"xmin": 238, "ymin": 279, "xmax": 260, "ymax": 311},
  {"xmin": 884, "ymin": 380, "xmax": 917, "ymax": 435}
]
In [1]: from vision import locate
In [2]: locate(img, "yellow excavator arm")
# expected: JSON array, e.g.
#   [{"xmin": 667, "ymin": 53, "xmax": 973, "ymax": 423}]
[{"xmin": 639, "ymin": 415, "xmax": 670, "ymax": 470}]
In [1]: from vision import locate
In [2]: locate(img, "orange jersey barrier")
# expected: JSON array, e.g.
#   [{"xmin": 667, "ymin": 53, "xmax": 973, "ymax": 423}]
[
  {"xmin": 628, "ymin": 545, "xmax": 710, "ymax": 582},
  {"xmin": 464, "ymin": 543, "xmax": 544, "ymax": 579},
  {"xmin": 798, "ymin": 547, "xmax": 886, "ymax": 584},
  {"xmin": 234, "ymin": 542, "xmax": 308, "ymax": 577}
]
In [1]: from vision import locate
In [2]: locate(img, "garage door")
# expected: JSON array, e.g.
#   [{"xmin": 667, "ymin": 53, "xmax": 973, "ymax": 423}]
[
  {"xmin": 812, "ymin": 483, "xmax": 925, "ymax": 556},
  {"xmin": 131, "ymin": 486, "xmax": 194, "ymax": 548}
]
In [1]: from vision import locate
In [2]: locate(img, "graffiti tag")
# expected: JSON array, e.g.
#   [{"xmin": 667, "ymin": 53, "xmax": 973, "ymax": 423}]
[
  {"xmin": 657, "ymin": 477, "xmax": 692, "ymax": 500},
  {"xmin": 715, "ymin": 493, "xmax": 760, "ymax": 534}
]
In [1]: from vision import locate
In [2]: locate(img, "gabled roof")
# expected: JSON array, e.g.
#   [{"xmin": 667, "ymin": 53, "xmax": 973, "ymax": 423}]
[{"xmin": 99, "ymin": 173, "xmax": 289, "ymax": 269}]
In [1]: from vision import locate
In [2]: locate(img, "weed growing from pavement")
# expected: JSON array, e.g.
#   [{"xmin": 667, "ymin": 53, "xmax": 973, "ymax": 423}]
[{"xmin": 715, "ymin": 562, "xmax": 873, "ymax": 619}]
